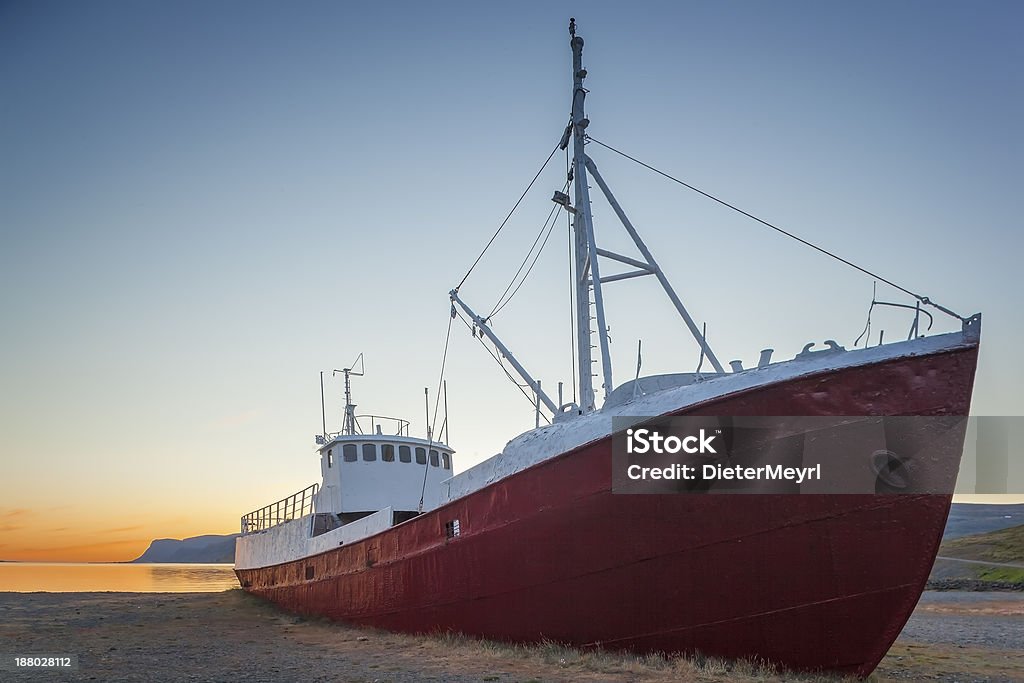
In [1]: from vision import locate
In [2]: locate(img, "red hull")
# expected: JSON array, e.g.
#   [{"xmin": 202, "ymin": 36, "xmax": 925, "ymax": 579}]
[{"xmin": 237, "ymin": 344, "xmax": 978, "ymax": 676}]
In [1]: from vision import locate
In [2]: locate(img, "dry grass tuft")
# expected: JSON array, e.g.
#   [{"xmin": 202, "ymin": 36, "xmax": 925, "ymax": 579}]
[{"xmin": 413, "ymin": 627, "xmax": 869, "ymax": 682}]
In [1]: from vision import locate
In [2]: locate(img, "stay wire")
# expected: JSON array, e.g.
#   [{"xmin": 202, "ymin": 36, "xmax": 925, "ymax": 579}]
[
  {"xmin": 585, "ymin": 135, "xmax": 965, "ymax": 321},
  {"xmin": 454, "ymin": 311, "xmax": 551, "ymax": 424},
  {"xmin": 418, "ymin": 310, "xmax": 454, "ymax": 510},
  {"xmin": 455, "ymin": 142, "xmax": 562, "ymax": 293},
  {"xmin": 853, "ymin": 281, "xmax": 878, "ymax": 348},
  {"xmin": 488, "ymin": 181, "xmax": 568, "ymax": 319}
]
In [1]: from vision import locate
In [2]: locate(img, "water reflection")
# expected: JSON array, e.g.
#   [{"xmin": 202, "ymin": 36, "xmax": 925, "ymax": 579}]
[{"xmin": 0, "ymin": 563, "xmax": 238, "ymax": 592}]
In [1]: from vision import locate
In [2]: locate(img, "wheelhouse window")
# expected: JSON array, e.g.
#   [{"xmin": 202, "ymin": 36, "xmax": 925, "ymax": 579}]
[
  {"xmin": 399, "ymin": 445, "xmax": 411, "ymax": 463},
  {"xmin": 327, "ymin": 449, "xmax": 334, "ymax": 468},
  {"xmin": 362, "ymin": 443, "xmax": 377, "ymax": 461},
  {"xmin": 429, "ymin": 450, "xmax": 439, "ymax": 467},
  {"xmin": 343, "ymin": 444, "xmax": 357, "ymax": 462},
  {"xmin": 415, "ymin": 447, "xmax": 426, "ymax": 464},
  {"xmin": 442, "ymin": 452, "xmax": 450, "ymax": 470},
  {"xmin": 381, "ymin": 444, "xmax": 395, "ymax": 462}
]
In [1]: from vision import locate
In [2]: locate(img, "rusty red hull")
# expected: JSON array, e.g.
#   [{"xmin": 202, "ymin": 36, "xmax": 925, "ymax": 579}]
[{"xmin": 236, "ymin": 344, "xmax": 978, "ymax": 676}]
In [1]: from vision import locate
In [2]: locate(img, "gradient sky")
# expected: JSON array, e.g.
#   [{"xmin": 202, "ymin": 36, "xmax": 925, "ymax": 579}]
[{"xmin": 2, "ymin": 1, "xmax": 1022, "ymax": 561}]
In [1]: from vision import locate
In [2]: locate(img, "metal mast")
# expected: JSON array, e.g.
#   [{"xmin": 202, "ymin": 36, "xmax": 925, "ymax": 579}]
[
  {"xmin": 562, "ymin": 18, "xmax": 725, "ymax": 398},
  {"xmin": 334, "ymin": 354, "xmax": 364, "ymax": 435},
  {"xmin": 569, "ymin": 18, "xmax": 613, "ymax": 412}
]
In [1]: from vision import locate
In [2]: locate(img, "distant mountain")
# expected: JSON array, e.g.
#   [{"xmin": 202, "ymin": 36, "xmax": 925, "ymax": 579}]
[
  {"xmin": 132, "ymin": 534, "xmax": 239, "ymax": 563},
  {"xmin": 943, "ymin": 503, "xmax": 1024, "ymax": 539}
]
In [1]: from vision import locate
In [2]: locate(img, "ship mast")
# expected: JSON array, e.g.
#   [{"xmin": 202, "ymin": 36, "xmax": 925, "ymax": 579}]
[
  {"xmin": 563, "ymin": 19, "xmax": 725, "ymax": 407},
  {"xmin": 568, "ymin": 18, "xmax": 610, "ymax": 413},
  {"xmin": 449, "ymin": 19, "xmax": 725, "ymax": 422}
]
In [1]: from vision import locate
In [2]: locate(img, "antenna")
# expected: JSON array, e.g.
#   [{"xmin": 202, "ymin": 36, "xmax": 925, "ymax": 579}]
[
  {"xmin": 320, "ymin": 371, "xmax": 327, "ymax": 438},
  {"xmin": 632, "ymin": 339, "xmax": 643, "ymax": 400},
  {"xmin": 424, "ymin": 387, "xmax": 431, "ymax": 440},
  {"xmin": 333, "ymin": 353, "xmax": 364, "ymax": 435},
  {"xmin": 442, "ymin": 379, "xmax": 449, "ymax": 444}
]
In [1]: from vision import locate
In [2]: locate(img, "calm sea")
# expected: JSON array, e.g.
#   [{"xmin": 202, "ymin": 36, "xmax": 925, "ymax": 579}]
[{"xmin": 0, "ymin": 563, "xmax": 238, "ymax": 592}]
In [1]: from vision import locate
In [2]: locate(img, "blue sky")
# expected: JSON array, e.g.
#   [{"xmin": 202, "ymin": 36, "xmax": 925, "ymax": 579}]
[{"xmin": 1, "ymin": 1, "xmax": 1021, "ymax": 557}]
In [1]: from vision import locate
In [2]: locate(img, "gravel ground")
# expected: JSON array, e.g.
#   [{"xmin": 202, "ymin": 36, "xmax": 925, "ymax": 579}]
[
  {"xmin": 898, "ymin": 591, "xmax": 1024, "ymax": 650},
  {"xmin": 0, "ymin": 592, "xmax": 497, "ymax": 683},
  {"xmin": 1, "ymin": 590, "xmax": 1022, "ymax": 682},
  {"xmin": 874, "ymin": 591, "xmax": 1024, "ymax": 683}
]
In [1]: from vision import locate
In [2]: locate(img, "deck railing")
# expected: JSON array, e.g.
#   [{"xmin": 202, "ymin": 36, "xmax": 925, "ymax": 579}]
[
  {"xmin": 325, "ymin": 414, "xmax": 411, "ymax": 439},
  {"xmin": 240, "ymin": 483, "xmax": 319, "ymax": 535}
]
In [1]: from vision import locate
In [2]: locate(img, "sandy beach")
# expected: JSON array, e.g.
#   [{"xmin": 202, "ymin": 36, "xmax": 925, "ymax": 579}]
[{"xmin": 2, "ymin": 590, "xmax": 1022, "ymax": 682}]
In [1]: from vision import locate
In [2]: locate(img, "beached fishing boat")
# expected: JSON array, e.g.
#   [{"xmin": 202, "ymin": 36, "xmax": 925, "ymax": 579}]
[{"xmin": 235, "ymin": 20, "xmax": 980, "ymax": 676}]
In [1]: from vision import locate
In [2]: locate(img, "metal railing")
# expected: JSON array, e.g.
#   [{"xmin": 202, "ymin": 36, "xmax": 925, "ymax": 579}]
[
  {"xmin": 325, "ymin": 414, "xmax": 411, "ymax": 439},
  {"xmin": 241, "ymin": 483, "xmax": 318, "ymax": 535},
  {"xmin": 357, "ymin": 414, "xmax": 410, "ymax": 436}
]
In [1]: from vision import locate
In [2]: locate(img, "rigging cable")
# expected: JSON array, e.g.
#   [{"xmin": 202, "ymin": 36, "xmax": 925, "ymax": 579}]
[
  {"xmin": 585, "ymin": 135, "xmax": 966, "ymax": 322},
  {"xmin": 418, "ymin": 309, "xmax": 455, "ymax": 511},
  {"xmin": 487, "ymin": 180, "xmax": 568, "ymax": 319},
  {"xmin": 453, "ymin": 310, "xmax": 552, "ymax": 424},
  {"xmin": 455, "ymin": 141, "xmax": 563, "ymax": 293},
  {"xmin": 854, "ymin": 282, "xmax": 878, "ymax": 348}
]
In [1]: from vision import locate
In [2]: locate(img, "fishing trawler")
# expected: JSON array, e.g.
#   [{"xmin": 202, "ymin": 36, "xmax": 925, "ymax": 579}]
[{"xmin": 235, "ymin": 20, "xmax": 980, "ymax": 676}]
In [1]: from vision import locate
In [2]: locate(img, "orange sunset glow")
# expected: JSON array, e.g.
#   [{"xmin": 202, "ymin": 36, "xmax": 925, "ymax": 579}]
[{"xmin": 0, "ymin": 507, "xmax": 237, "ymax": 563}]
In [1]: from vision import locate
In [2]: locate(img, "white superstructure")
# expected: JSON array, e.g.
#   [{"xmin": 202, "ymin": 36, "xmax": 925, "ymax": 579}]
[
  {"xmin": 315, "ymin": 433, "xmax": 453, "ymax": 517},
  {"xmin": 236, "ymin": 361, "xmax": 453, "ymax": 569}
]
